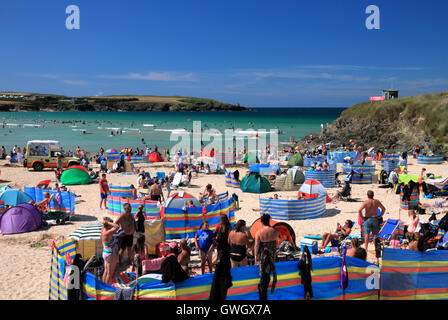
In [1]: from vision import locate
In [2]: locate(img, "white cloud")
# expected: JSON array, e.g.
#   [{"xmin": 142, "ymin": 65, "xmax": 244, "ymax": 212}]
[{"xmin": 99, "ymin": 72, "xmax": 195, "ymax": 82}]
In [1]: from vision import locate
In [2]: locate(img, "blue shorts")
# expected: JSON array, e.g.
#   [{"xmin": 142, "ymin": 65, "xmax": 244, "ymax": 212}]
[
  {"xmin": 100, "ymin": 193, "xmax": 107, "ymax": 199},
  {"xmin": 363, "ymin": 217, "xmax": 379, "ymax": 236}
]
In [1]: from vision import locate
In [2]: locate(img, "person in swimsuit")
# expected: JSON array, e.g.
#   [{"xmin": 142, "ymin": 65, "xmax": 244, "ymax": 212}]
[
  {"xmin": 358, "ymin": 190, "xmax": 386, "ymax": 251},
  {"xmin": 116, "ymin": 203, "xmax": 136, "ymax": 265},
  {"xmin": 319, "ymin": 220, "xmax": 353, "ymax": 250},
  {"xmin": 101, "ymin": 216, "xmax": 120, "ymax": 285},
  {"xmin": 228, "ymin": 220, "xmax": 249, "ymax": 267},
  {"xmin": 33, "ymin": 192, "xmax": 54, "ymax": 213},
  {"xmin": 254, "ymin": 214, "xmax": 279, "ymax": 265}
]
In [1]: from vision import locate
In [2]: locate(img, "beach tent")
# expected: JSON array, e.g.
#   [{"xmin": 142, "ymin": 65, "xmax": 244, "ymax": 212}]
[
  {"xmin": 287, "ymin": 153, "xmax": 303, "ymax": 167},
  {"xmin": 287, "ymin": 166, "xmax": 305, "ymax": 184},
  {"xmin": 240, "ymin": 172, "xmax": 272, "ymax": 194},
  {"xmin": 273, "ymin": 171, "xmax": 296, "ymax": 191},
  {"xmin": 249, "ymin": 217, "xmax": 296, "ymax": 247},
  {"xmin": 0, "ymin": 189, "xmax": 33, "ymax": 206},
  {"xmin": 299, "ymin": 179, "xmax": 327, "ymax": 197},
  {"xmin": 0, "ymin": 185, "xmax": 13, "ymax": 193},
  {"xmin": 148, "ymin": 152, "xmax": 163, "ymax": 162},
  {"xmin": 163, "ymin": 192, "xmax": 201, "ymax": 210},
  {"xmin": 0, "ymin": 203, "xmax": 42, "ymax": 234},
  {"xmin": 244, "ymin": 152, "xmax": 259, "ymax": 164},
  {"xmin": 60, "ymin": 167, "xmax": 93, "ymax": 185}
]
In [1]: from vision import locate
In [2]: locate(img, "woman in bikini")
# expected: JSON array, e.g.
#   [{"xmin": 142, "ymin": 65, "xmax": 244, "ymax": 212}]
[
  {"xmin": 101, "ymin": 216, "xmax": 120, "ymax": 285},
  {"xmin": 228, "ymin": 220, "xmax": 249, "ymax": 267}
]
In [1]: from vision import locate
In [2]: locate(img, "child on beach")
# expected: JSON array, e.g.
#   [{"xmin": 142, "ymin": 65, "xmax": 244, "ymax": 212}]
[
  {"xmin": 389, "ymin": 234, "xmax": 401, "ymax": 249},
  {"xmin": 135, "ymin": 204, "xmax": 147, "ymax": 233},
  {"xmin": 99, "ymin": 173, "xmax": 110, "ymax": 210},
  {"xmin": 194, "ymin": 220, "xmax": 215, "ymax": 275}
]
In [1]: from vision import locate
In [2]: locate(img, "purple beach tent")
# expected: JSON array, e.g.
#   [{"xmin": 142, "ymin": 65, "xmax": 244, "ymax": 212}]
[{"xmin": 0, "ymin": 203, "xmax": 42, "ymax": 234}]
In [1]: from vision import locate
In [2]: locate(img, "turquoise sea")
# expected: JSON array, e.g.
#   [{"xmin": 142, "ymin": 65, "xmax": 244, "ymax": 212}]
[{"xmin": 0, "ymin": 108, "xmax": 344, "ymax": 154}]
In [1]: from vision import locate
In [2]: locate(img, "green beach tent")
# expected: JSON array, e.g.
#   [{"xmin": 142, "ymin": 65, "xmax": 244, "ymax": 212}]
[
  {"xmin": 60, "ymin": 167, "xmax": 93, "ymax": 185},
  {"xmin": 240, "ymin": 172, "xmax": 272, "ymax": 194},
  {"xmin": 288, "ymin": 153, "xmax": 303, "ymax": 167}
]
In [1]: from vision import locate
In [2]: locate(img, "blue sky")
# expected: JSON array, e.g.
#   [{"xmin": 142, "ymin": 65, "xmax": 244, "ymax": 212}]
[{"xmin": 0, "ymin": 0, "xmax": 447, "ymax": 107}]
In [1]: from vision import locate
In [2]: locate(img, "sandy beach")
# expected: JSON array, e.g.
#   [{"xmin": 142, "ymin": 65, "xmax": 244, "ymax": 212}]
[{"xmin": 0, "ymin": 156, "xmax": 446, "ymax": 300}]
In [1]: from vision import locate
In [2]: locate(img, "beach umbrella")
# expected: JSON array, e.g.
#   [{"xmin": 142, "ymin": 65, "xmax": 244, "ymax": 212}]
[
  {"xmin": 299, "ymin": 179, "xmax": 327, "ymax": 196},
  {"xmin": 68, "ymin": 222, "xmax": 103, "ymax": 241},
  {"xmin": 0, "ymin": 189, "xmax": 33, "ymax": 206}
]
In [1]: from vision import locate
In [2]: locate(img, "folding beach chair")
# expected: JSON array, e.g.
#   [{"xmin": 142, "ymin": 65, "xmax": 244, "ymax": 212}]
[{"xmin": 156, "ymin": 172, "xmax": 165, "ymax": 180}]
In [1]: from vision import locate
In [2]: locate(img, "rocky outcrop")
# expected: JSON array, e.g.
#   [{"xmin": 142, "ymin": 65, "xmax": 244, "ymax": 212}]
[{"xmin": 299, "ymin": 92, "xmax": 448, "ymax": 156}]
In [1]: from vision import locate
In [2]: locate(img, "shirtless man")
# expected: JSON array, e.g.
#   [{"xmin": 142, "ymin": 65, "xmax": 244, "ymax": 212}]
[
  {"xmin": 254, "ymin": 214, "xmax": 279, "ymax": 265},
  {"xmin": 115, "ymin": 203, "xmax": 136, "ymax": 264},
  {"xmin": 149, "ymin": 179, "xmax": 165, "ymax": 202},
  {"xmin": 358, "ymin": 190, "xmax": 386, "ymax": 251},
  {"xmin": 177, "ymin": 239, "xmax": 191, "ymax": 273}
]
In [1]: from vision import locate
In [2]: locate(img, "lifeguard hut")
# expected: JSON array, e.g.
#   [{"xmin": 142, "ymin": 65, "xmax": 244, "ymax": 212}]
[{"xmin": 382, "ymin": 89, "xmax": 399, "ymax": 100}]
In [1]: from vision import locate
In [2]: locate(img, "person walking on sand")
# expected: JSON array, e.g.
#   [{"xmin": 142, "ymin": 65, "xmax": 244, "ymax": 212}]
[
  {"xmin": 358, "ymin": 190, "xmax": 386, "ymax": 252},
  {"xmin": 116, "ymin": 203, "xmax": 136, "ymax": 265},
  {"xmin": 99, "ymin": 173, "xmax": 110, "ymax": 209}
]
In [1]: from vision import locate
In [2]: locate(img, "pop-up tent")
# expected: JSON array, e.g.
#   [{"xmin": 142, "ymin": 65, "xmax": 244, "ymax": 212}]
[
  {"xmin": 240, "ymin": 172, "xmax": 272, "ymax": 194},
  {"xmin": 0, "ymin": 203, "xmax": 42, "ymax": 234},
  {"xmin": 299, "ymin": 179, "xmax": 327, "ymax": 197},
  {"xmin": 148, "ymin": 152, "xmax": 163, "ymax": 162},
  {"xmin": 0, "ymin": 189, "xmax": 33, "ymax": 206},
  {"xmin": 288, "ymin": 153, "xmax": 303, "ymax": 167},
  {"xmin": 287, "ymin": 167, "xmax": 305, "ymax": 184},
  {"xmin": 60, "ymin": 167, "xmax": 93, "ymax": 185}
]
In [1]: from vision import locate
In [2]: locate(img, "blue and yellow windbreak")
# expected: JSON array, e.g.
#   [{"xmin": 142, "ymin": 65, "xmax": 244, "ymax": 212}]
[{"xmin": 260, "ymin": 195, "xmax": 326, "ymax": 220}]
